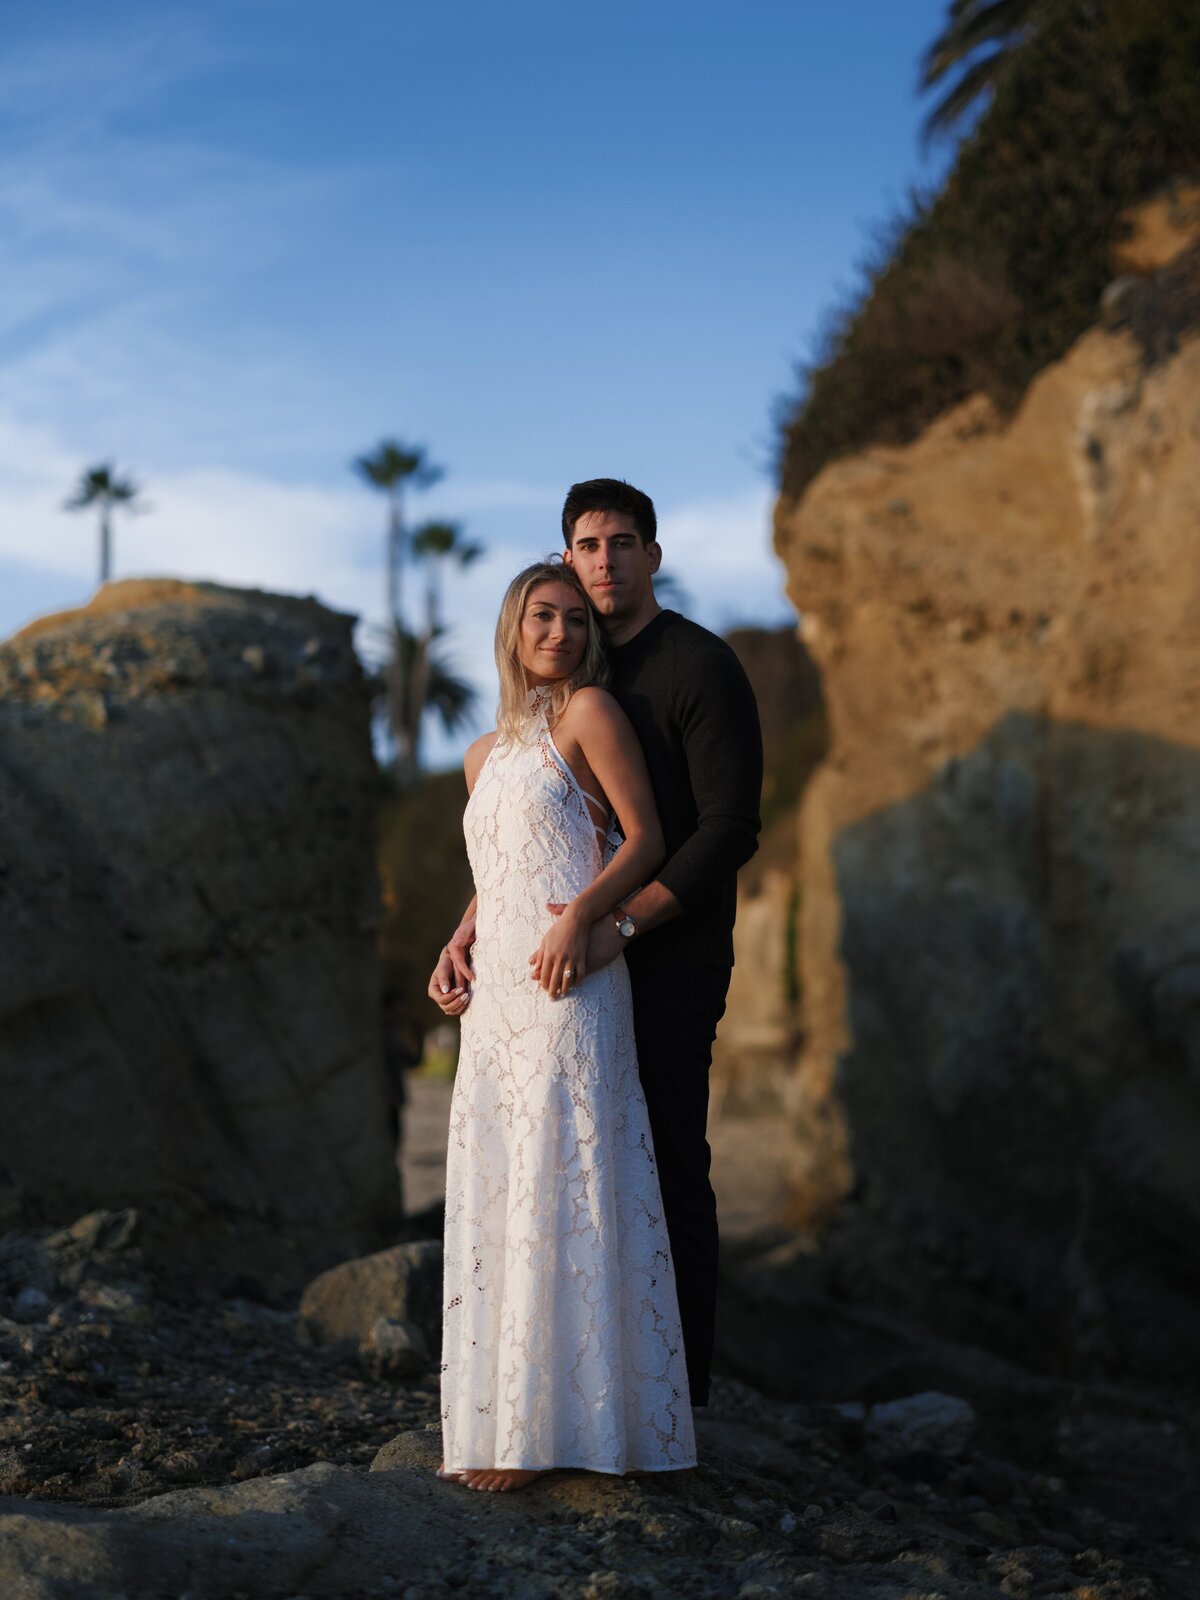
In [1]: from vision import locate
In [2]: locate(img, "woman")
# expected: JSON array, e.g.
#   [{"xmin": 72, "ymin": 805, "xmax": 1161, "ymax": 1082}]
[{"xmin": 431, "ymin": 559, "xmax": 696, "ymax": 1492}]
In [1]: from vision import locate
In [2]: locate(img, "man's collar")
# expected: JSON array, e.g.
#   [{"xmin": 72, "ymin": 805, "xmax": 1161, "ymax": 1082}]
[{"xmin": 608, "ymin": 607, "xmax": 675, "ymax": 656}]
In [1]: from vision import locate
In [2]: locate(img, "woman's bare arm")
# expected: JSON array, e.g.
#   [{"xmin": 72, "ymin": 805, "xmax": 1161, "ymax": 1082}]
[{"xmin": 530, "ymin": 689, "xmax": 663, "ymax": 996}]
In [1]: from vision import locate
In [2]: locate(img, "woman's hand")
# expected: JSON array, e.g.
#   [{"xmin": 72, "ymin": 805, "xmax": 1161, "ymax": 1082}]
[
  {"xmin": 428, "ymin": 909, "xmax": 477, "ymax": 1016},
  {"xmin": 428, "ymin": 948, "xmax": 472, "ymax": 1016},
  {"xmin": 529, "ymin": 904, "xmax": 589, "ymax": 998}
]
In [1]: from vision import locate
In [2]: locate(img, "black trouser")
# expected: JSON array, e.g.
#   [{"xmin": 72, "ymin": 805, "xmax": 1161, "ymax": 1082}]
[{"xmin": 627, "ymin": 965, "xmax": 730, "ymax": 1407}]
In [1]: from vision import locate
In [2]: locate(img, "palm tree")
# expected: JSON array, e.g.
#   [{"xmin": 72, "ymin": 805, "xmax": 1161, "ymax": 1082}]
[
  {"xmin": 63, "ymin": 463, "xmax": 144, "ymax": 586},
  {"xmin": 370, "ymin": 620, "xmax": 477, "ymax": 783},
  {"xmin": 351, "ymin": 440, "xmax": 443, "ymax": 625},
  {"xmin": 405, "ymin": 520, "xmax": 484, "ymax": 782},
  {"xmin": 353, "ymin": 440, "xmax": 444, "ymax": 778},
  {"xmin": 411, "ymin": 520, "xmax": 484, "ymax": 634},
  {"xmin": 920, "ymin": 0, "xmax": 1046, "ymax": 140}
]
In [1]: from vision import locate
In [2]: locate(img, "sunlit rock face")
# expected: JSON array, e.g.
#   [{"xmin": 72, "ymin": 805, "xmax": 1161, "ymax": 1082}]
[
  {"xmin": 717, "ymin": 627, "xmax": 824, "ymax": 1109},
  {"xmin": 773, "ymin": 306, "xmax": 1200, "ymax": 1381},
  {"xmin": 0, "ymin": 580, "xmax": 402, "ymax": 1290}
]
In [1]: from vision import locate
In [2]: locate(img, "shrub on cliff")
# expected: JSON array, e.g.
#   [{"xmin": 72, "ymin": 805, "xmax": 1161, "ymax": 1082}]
[{"xmin": 778, "ymin": 0, "xmax": 1200, "ymax": 504}]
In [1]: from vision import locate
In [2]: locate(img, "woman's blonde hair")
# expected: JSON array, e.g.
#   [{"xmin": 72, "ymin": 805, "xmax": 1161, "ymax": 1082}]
[{"xmin": 495, "ymin": 558, "xmax": 609, "ymax": 741}]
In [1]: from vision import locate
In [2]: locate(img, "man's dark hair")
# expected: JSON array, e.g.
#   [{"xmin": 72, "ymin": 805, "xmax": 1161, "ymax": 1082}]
[{"xmin": 561, "ymin": 478, "xmax": 657, "ymax": 547}]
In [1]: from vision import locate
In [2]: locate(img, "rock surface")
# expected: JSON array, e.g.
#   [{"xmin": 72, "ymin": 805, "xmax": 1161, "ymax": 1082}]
[
  {"xmin": 773, "ymin": 285, "xmax": 1200, "ymax": 1382},
  {"xmin": 1, "ymin": 1207, "xmax": 1194, "ymax": 1596},
  {"xmin": 715, "ymin": 627, "xmax": 825, "ymax": 1109},
  {"xmin": 298, "ymin": 1240, "xmax": 443, "ymax": 1356},
  {"xmin": 0, "ymin": 580, "xmax": 403, "ymax": 1289}
]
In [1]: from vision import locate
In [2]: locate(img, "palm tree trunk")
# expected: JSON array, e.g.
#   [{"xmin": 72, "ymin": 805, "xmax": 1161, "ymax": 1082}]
[
  {"xmin": 391, "ymin": 628, "xmax": 425, "ymax": 790},
  {"xmin": 387, "ymin": 494, "xmax": 403, "ymax": 623},
  {"xmin": 409, "ymin": 629, "xmax": 433, "ymax": 779},
  {"xmin": 386, "ymin": 490, "xmax": 412, "ymax": 778},
  {"xmin": 99, "ymin": 506, "xmax": 112, "ymax": 586}
]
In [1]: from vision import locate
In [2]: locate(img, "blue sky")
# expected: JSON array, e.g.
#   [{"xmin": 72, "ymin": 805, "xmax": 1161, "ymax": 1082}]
[{"xmin": 0, "ymin": 0, "xmax": 952, "ymax": 763}]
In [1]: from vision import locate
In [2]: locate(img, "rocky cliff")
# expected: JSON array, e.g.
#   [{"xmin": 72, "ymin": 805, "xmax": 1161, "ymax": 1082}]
[
  {"xmin": 715, "ymin": 628, "xmax": 825, "ymax": 1108},
  {"xmin": 772, "ymin": 249, "xmax": 1200, "ymax": 1384},
  {"xmin": 0, "ymin": 580, "xmax": 403, "ymax": 1288}
]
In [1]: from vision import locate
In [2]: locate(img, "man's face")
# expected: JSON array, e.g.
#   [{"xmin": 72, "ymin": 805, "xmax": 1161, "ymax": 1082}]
[{"xmin": 564, "ymin": 510, "xmax": 661, "ymax": 625}]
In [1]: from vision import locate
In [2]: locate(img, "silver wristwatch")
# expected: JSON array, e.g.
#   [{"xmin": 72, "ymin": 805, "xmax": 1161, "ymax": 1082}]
[{"xmin": 615, "ymin": 911, "xmax": 637, "ymax": 939}]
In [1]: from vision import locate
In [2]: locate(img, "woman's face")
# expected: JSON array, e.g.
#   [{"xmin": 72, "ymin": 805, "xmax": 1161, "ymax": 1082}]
[{"xmin": 517, "ymin": 580, "xmax": 589, "ymax": 686}]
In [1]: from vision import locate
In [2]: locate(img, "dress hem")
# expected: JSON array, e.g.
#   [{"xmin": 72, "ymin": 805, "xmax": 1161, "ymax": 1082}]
[{"xmin": 443, "ymin": 1458, "xmax": 697, "ymax": 1476}]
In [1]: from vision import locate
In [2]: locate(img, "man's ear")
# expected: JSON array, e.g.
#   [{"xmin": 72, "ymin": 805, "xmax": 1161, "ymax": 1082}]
[
  {"xmin": 647, "ymin": 540, "xmax": 662, "ymax": 574},
  {"xmin": 562, "ymin": 544, "xmax": 575, "ymax": 567}
]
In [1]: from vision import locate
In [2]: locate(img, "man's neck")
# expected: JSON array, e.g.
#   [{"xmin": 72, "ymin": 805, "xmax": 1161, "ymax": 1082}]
[{"xmin": 603, "ymin": 598, "xmax": 663, "ymax": 649}]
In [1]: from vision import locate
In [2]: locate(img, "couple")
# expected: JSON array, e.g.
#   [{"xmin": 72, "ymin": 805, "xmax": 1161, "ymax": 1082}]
[{"xmin": 427, "ymin": 477, "xmax": 763, "ymax": 1492}]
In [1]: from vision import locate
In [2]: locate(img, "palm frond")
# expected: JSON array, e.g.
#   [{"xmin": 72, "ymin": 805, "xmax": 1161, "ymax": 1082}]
[
  {"xmin": 411, "ymin": 520, "xmax": 462, "ymax": 557},
  {"xmin": 63, "ymin": 462, "xmax": 141, "ymax": 511},
  {"xmin": 923, "ymin": 49, "xmax": 1014, "ymax": 138},
  {"xmin": 352, "ymin": 439, "xmax": 443, "ymax": 493},
  {"xmin": 919, "ymin": 0, "xmax": 1049, "ymax": 140},
  {"xmin": 921, "ymin": 0, "xmax": 1039, "ymax": 87}
]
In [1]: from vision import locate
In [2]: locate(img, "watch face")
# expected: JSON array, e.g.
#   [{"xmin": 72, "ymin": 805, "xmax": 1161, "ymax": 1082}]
[{"xmin": 617, "ymin": 917, "xmax": 636, "ymax": 938}]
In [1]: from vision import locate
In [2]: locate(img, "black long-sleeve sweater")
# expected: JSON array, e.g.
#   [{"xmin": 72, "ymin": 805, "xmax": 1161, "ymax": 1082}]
[{"xmin": 608, "ymin": 609, "xmax": 763, "ymax": 969}]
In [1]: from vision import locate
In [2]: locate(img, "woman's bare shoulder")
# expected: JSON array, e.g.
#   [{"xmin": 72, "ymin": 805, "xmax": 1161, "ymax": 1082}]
[
  {"xmin": 464, "ymin": 731, "xmax": 499, "ymax": 789},
  {"xmin": 563, "ymin": 684, "xmax": 623, "ymax": 723},
  {"xmin": 559, "ymin": 687, "xmax": 636, "ymax": 755}
]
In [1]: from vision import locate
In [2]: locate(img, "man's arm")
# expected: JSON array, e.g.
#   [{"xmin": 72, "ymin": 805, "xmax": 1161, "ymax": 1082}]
[
  {"xmin": 572, "ymin": 879, "xmax": 683, "ymax": 975},
  {"xmin": 649, "ymin": 640, "xmax": 763, "ymax": 913}
]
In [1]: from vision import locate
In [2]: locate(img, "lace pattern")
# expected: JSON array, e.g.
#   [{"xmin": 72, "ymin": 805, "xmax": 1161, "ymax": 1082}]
[{"xmin": 441, "ymin": 699, "xmax": 695, "ymax": 1473}]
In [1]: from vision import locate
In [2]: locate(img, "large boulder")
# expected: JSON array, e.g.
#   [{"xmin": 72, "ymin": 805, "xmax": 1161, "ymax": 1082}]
[
  {"xmin": 298, "ymin": 1239, "xmax": 443, "ymax": 1356},
  {"xmin": 0, "ymin": 580, "xmax": 403, "ymax": 1289},
  {"xmin": 773, "ymin": 278, "xmax": 1200, "ymax": 1381}
]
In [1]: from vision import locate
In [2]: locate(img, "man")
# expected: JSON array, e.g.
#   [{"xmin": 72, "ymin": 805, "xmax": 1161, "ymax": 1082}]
[{"xmin": 430, "ymin": 477, "xmax": 763, "ymax": 1405}]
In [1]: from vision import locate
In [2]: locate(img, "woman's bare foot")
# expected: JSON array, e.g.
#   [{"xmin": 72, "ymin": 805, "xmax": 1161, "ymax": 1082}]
[
  {"xmin": 435, "ymin": 1461, "xmax": 467, "ymax": 1484},
  {"xmin": 462, "ymin": 1468, "xmax": 549, "ymax": 1492}
]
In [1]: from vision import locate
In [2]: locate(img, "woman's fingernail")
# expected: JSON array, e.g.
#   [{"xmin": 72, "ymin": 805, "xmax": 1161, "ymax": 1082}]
[{"xmin": 440, "ymin": 984, "xmax": 449, "ymax": 995}]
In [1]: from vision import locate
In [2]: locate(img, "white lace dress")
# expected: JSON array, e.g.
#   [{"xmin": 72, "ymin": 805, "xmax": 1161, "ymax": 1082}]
[{"xmin": 440, "ymin": 696, "xmax": 696, "ymax": 1474}]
